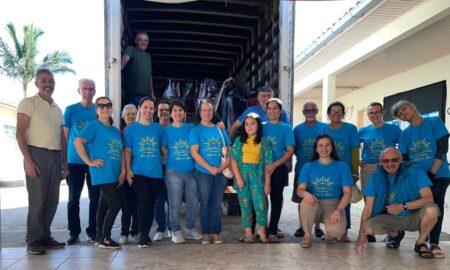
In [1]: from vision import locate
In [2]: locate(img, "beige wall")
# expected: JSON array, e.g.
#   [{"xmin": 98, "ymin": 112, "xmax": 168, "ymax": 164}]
[{"xmin": 294, "ymin": 53, "xmax": 450, "ymax": 130}]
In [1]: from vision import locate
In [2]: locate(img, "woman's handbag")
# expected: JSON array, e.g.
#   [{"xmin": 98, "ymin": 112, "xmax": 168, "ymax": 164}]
[{"xmin": 217, "ymin": 126, "xmax": 234, "ymax": 179}]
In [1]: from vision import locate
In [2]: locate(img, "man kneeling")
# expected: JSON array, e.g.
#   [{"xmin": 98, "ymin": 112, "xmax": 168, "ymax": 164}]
[{"xmin": 355, "ymin": 147, "xmax": 439, "ymax": 258}]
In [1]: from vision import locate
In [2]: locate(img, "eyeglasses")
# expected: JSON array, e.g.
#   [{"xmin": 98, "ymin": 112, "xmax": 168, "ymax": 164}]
[
  {"xmin": 97, "ymin": 103, "xmax": 113, "ymax": 109},
  {"xmin": 368, "ymin": 110, "xmax": 383, "ymax": 116},
  {"xmin": 303, "ymin": 109, "xmax": 317, "ymax": 114},
  {"xmin": 380, "ymin": 158, "xmax": 400, "ymax": 164},
  {"xmin": 201, "ymin": 109, "xmax": 213, "ymax": 113},
  {"xmin": 330, "ymin": 110, "xmax": 343, "ymax": 115},
  {"xmin": 37, "ymin": 79, "xmax": 55, "ymax": 84}
]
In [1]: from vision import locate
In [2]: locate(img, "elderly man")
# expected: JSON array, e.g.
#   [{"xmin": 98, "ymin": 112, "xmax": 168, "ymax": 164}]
[
  {"xmin": 228, "ymin": 86, "xmax": 290, "ymax": 141},
  {"xmin": 292, "ymin": 101, "xmax": 326, "ymax": 238},
  {"xmin": 355, "ymin": 147, "xmax": 439, "ymax": 259},
  {"xmin": 64, "ymin": 79, "xmax": 100, "ymax": 245},
  {"xmin": 121, "ymin": 31, "xmax": 155, "ymax": 104},
  {"xmin": 16, "ymin": 68, "xmax": 68, "ymax": 255}
]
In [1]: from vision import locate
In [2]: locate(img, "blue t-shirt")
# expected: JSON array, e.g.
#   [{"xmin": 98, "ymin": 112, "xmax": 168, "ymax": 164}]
[
  {"xmin": 124, "ymin": 122, "xmax": 166, "ymax": 179},
  {"xmin": 238, "ymin": 105, "xmax": 290, "ymax": 124},
  {"xmin": 298, "ymin": 160, "xmax": 353, "ymax": 200},
  {"xmin": 263, "ymin": 121, "xmax": 295, "ymax": 161},
  {"xmin": 359, "ymin": 123, "xmax": 401, "ymax": 164},
  {"xmin": 320, "ymin": 122, "xmax": 360, "ymax": 169},
  {"xmin": 364, "ymin": 166, "xmax": 432, "ymax": 216},
  {"xmin": 399, "ymin": 116, "xmax": 450, "ymax": 178},
  {"xmin": 64, "ymin": 102, "xmax": 96, "ymax": 164},
  {"xmin": 78, "ymin": 120, "xmax": 122, "ymax": 186},
  {"xmin": 293, "ymin": 121, "xmax": 327, "ymax": 174},
  {"xmin": 188, "ymin": 124, "xmax": 231, "ymax": 175},
  {"xmin": 165, "ymin": 123, "xmax": 195, "ymax": 173}
]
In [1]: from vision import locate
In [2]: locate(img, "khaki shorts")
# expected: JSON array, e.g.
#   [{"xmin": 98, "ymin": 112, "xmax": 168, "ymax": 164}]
[{"xmin": 364, "ymin": 203, "xmax": 440, "ymax": 232}]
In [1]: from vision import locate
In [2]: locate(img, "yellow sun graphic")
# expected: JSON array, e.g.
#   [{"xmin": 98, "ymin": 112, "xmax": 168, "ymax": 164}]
[
  {"xmin": 368, "ymin": 139, "xmax": 387, "ymax": 152},
  {"xmin": 173, "ymin": 139, "xmax": 189, "ymax": 152},
  {"xmin": 411, "ymin": 139, "xmax": 432, "ymax": 154},
  {"xmin": 302, "ymin": 138, "xmax": 315, "ymax": 149},
  {"xmin": 312, "ymin": 176, "xmax": 334, "ymax": 187},
  {"xmin": 77, "ymin": 120, "xmax": 89, "ymax": 132},
  {"xmin": 205, "ymin": 137, "xmax": 222, "ymax": 153},
  {"xmin": 107, "ymin": 138, "xmax": 123, "ymax": 160},
  {"xmin": 138, "ymin": 136, "xmax": 158, "ymax": 157},
  {"xmin": 267, "ymin": 136, "xmax": 277, "ymax": 148},
  {"xmin": 334, "ymin": 142, "xmax": 344, "ymax": 156}
]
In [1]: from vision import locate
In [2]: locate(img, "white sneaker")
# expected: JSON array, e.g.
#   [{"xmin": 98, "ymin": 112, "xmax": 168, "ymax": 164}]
[
  {"xmin": 132, "ymin": 235, "xmax": 139, "ymax": 243},
  {"xmin": 153, "ymin": 232, "xmax": 164, "ymax": 241},
  {"xmin": 184, "ymin": 229, "xmax": 203, "ymax": 240},
  {"xmin": 119, "ymin": 235, "xmax": 128, "ymax": 244},
  {"xmin": 171, "ymin": 231, "xmax": 186, "ymax": 244}
]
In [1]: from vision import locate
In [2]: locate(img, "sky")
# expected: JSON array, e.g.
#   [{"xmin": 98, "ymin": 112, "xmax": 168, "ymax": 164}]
[
  {"xmin": 0, "ymin": 0, "xmax": 105, "ymax": 108},
  {"xmin": 0, "ymin": 0, "xmax": 358, "ymax": 109}
]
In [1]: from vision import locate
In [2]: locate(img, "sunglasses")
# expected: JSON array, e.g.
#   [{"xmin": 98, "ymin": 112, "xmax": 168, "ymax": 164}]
[
  {"xmin": 97, "ymin": 103, "xmax": 113, "ymax": 109},
  {"xmin": 380, "ymin": 158, "xmax": 400, "ymax": 164}
]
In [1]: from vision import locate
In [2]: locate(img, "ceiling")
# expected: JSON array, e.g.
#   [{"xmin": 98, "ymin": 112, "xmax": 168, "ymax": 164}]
[
  {"xmin": 121, "ymin": 0, "xmax": 274, "ymax": 81},
  {"xmin": 299, "ymin": 13, "xmax": 450, "ymax": 99}
]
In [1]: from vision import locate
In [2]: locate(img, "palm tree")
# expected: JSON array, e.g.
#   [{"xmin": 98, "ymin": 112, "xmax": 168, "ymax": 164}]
[{"xmin": 0, "ymin": 23, "xmax": 76, "ymax": 98}]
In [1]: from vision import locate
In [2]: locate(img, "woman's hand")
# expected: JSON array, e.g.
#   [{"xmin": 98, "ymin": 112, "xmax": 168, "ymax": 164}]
[
  {"xmin": 88, "ymin": 159, "xmax": 104, "ymax": 168},
  {"xmin": 126, "ymin": 170, "xmax": 134, "ymax": 186},
  {"xmin": 209, "ymin": 167, "xmax": 221, "ymax": 176},
  {"xmin": 264, "ymin": 183, "xmax": 271, "ymax": 196},
  {"xmin": 328, "ymin": 209, "xmax": 342, "ymax": 225},
  {"xmin": 303, "ymin": 191, "xmax": 318, "ymax": 206},
  {"xmin": 118, "ymin": 170, "xmax": 126, "ymax": 187},
  {"xmin": 355, "ymin": 233, "xmax": 367, "ymax": 250},
  {"xmin": 359, "ymin": 160, "xmax": 366, "ymax": 168},
  {"xmin": 265, "ymin": 163, "xmax": 277, "ymax": 175},
  {"xmin": 235, "ymin": 177, "xmax": 244, "ymax": 189}
]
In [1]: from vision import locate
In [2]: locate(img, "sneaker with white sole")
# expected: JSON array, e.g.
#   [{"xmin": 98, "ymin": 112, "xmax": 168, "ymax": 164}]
[
  {"xmin": 153, "ymin": 232, "xmax": 164, "ymax": 241},
  {"xmin": 185, "ymin": 229, "xmax": 203, "ymax": 240},
  {"xmin": 119, "ymin": 235, "xmax": 128, "ymax": 244},
  {"xmin": 171, "ymin": 231, "xmax": 186, "ymax": 244},
  {"xmin": 98, "ymin": 238, "xmax": 121, "ymax": 250}
]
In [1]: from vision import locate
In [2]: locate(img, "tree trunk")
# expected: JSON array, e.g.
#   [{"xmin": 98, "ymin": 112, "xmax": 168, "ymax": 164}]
[{"xmin": 22, "ymin": 81, "xmax": 27, "ymax": 98}]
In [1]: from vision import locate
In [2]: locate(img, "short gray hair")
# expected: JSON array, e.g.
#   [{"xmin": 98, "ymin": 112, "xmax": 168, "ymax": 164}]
[
  {"xmin": 121, "ymin": 103, "xmax": 137, "ymax": 118},
  {"xmin": 391, "ymin": 100, "xmax": 417, "ymax": 119}
]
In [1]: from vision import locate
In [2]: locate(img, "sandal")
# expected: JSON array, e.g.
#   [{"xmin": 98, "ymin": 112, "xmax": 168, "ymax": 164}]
[
  {"xmin": 414, "ymin": 243, "xmax": 433, "ymax": 259},
  {"xmin": 268, "ymin": 234, "xmax": 279, "ymax": 243},
  {"xmin": 339, "ymin": 233, "xmax": 352, "ymax": 243},
  {"xmin": 257, "ymin": 233, "xmax": 269, "ymax": 243},
  {"xmin": 243, "ymin": 234, "xmax": 254, "ymax": 244},
  {"xmin": 238, "ymin": 235, "xmax": 245, "ymax": 242},
  {"xmin": 301, "ymin": 238, "xmax": 312, "ymax": 248},
  {"xmin": 430, "ymin": 244, "xmax": 445, "ymax": 258}
]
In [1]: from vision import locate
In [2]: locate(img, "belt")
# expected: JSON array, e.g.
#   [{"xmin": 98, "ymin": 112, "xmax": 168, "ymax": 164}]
[{"xmin": 28, "ymin": 145, "xmax": 61, "ymax": 153}]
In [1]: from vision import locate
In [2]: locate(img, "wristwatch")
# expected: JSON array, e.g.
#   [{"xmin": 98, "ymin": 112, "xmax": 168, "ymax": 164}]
[{"xmin": 402, "ymin": 202, "xmax": 408, "ymax": 211}]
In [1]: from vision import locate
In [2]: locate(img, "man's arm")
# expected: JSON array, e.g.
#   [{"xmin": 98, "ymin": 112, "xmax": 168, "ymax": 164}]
[
  {"xmin": 63, "ymin": 127, "xmax": 70, "ymax": 141},
  {"xmin": 60, "ymin": 126, "xmax": 69, "ymax": 179},
  {"xmin": 16, "ymin": 113, "xmax": 39, "ymax": 178},
  {"xmin": 228, "ymin": 119, "xmax": 241, "ymax": 142},
  {"xmin": 386, "ymin": 186, "xmax": 434, "ymax": 215},
  {"xmin": 355, "ymin": 196, "xmax": 375, "ymax": 249},
  {"xmin": 121, "ymin": 54, "xmax": 131, "ymax": 69}
]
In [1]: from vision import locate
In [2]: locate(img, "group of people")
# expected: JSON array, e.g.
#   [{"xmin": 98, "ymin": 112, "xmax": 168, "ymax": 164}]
[{"xmin": 17, "ymin": 66, "xmax": 449, "ymax": 259}]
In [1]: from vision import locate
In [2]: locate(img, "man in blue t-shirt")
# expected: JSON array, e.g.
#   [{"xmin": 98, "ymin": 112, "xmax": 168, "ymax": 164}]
[
  {"xmin": 63, "ymin": 79, "xmax": 100, "ymax": 245},
  {"xmin": 355, "ymin": 148, "xmax": 439, "ymax": 258},
  {"xmin": 228, "ymin": 86, "xmax": 290, "ymax": 141},
  {"xmin": 292, "ymin": 101, "xmax": 326, "ymax": 238}
]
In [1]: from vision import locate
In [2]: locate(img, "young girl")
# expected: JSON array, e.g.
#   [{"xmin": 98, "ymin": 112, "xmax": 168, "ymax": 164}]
[
  {"xmin": 74, "ymin": 97, "xmax": 125, "ymax": 249},
  {"xmin": 230, "ymin": 113, "xmax": 272, "ymax": 243}
]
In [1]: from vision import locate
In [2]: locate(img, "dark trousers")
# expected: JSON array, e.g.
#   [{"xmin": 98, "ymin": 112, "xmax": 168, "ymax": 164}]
[
  {"xmin": 268, "ymin": 164, "xmax": 288, "ymax": 235},
  {"xmin": 155, "ymin": 181, "xmax": 170, "ymax": 232},
  {"xmin": 133, "ymin": 175, "xmax": 163, "ymax": 241},
  {"xmin": 430, "ymin": 177, "xmax": 450, "ymax": 244},
  {"xmin": 67, "ymin": 163, "xmax": 100, "ymax": 238},
  {"xmin": 25, "ymin": 147, "xmax": 62, "ymax": 244},
  {"xmin": 96, "ymin": 183, "xmax": 122, "ymax": 240},
  {"xmin": 119, "ymin": 182, "xmax": 139, "ymax": 236}
]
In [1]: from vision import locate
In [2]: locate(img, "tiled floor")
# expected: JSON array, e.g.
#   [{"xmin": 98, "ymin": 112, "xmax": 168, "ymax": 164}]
[{"xmin": 0, "ymin": 241, "xmax": 449, "ymax": 270}]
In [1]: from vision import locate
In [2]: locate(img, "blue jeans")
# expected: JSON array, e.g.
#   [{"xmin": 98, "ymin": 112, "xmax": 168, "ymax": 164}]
[
  {"xmin": 165, "ymin": 169, "xmax": 199, "ymax": 232},
  {"xmin": 155, "ymin": 181, "xmax": 170, "ymax": 232},
  {"xmin": 194, "ymin": 170, "xmax": 227, "ymax": 234}
]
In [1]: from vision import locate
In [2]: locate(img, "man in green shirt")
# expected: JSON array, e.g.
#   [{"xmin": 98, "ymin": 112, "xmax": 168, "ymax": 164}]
[{"xmin": 121, "ymin": 32, "xmax": 155, "ymax": 104}]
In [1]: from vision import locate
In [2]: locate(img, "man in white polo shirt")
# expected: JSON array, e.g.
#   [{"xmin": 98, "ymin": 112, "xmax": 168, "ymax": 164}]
[{"xmin": 16, "ymin": 68, "xmax": 68, "ymax": 255}]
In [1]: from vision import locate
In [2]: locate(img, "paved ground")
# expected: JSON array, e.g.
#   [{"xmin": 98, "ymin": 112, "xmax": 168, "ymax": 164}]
[{"xmin": 0, "ymin": 182, "xmax": 449, "ymax": 269}]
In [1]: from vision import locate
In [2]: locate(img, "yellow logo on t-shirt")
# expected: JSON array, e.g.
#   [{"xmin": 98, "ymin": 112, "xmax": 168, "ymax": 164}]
[{"xmin": 138, "ymin": 136, "xmax": 158, "ymax": 158}]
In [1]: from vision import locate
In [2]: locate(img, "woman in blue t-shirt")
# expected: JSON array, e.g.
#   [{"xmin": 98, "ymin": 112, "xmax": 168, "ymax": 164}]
[
  {"xmin": 263, "ymin": 98, "xmax": 295, "ymax": 243},
  {"xmin": 392, "ymin": 100, "xmax": 450, "ymax": 258},
  {"xmin": 74, "ymin": 96, "xmax": 124, "ymax": 249},
  {"xmin": 189, "ymin": 99, "xmax": 231, "ymax": 244},
  {"xmin": 320, "ymin": 101, "xmax": 359, "ymax": 242},
  {"xmin": 165, "ymin": 100, "xmax": 202, "ymax": 243},
  {"xmin": 297, "ymin": 134, "xmax": 353, "ymax": 248},
  {"xmin": 124, "ymin": 96, "xmax": 167, "ymax": 248}
]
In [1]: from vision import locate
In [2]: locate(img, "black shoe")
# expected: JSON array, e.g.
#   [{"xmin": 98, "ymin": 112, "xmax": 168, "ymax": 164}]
[
  {"xmin": 386, "ymin": 231, "xmax": 405, "ymax": 249},
  {"xmin": 367, "ymin": 235, "xmax": 377, "ymax": 242},
  {"xmin": 314, "ymin": 228, "xmax": 324, "ymax": 238},
  {"xmin": 66, "ymin": 236, "xmax": 80, "ymax": 246},
  {"xmin": 294, "ymin": 228, "xmax": 305, "ymax": 237},
  {"xmin": 26, "ymin": 242, "xmax": 46, "ymax": 255},
  {"xmin": 42, "ymin": 237, "xmax": 66, "ymax": 249},
  {"xmin": 98, "ymin": 238, "xmax": 121, "ymax": 250},
  {"xmin": 86, "ymin": 233, "xmax": 97, "ymax": 243},
  {"xmin": 276, "ymin": 228, "xmax": 284, "ymax": 238},
  {"xmin": 138, "ymin": 236, "xmax": 152, "ymax": 248}
]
